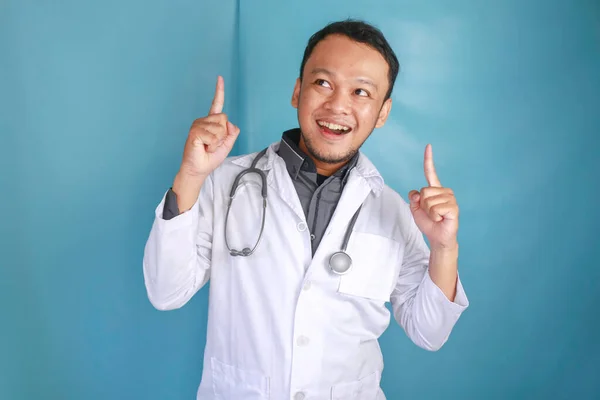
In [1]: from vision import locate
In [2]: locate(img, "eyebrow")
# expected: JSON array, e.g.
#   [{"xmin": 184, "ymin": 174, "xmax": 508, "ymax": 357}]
[{"xmin": 310, "ymin": 67, "xmax": 379, "ymax": 91}]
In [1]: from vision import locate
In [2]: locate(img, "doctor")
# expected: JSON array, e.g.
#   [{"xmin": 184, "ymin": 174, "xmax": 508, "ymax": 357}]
[{"xmin": 143, "ymin": 19, "xmax": 468, "ymax": 400}]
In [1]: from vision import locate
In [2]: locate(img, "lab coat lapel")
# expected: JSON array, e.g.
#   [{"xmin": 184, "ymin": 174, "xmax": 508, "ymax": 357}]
[
  {"xmin": 314, "ymin": 151, "xmax": 384, "ymax": 260},
  {"xmin": 318, "ymin": 168, "xmax": 372, "ymax": 253}
]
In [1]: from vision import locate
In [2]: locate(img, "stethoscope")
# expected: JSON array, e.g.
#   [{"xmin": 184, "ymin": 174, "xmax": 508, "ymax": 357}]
[{"xmin": 224, "ymin": 147, "xmax": 362, "ymax": 275}]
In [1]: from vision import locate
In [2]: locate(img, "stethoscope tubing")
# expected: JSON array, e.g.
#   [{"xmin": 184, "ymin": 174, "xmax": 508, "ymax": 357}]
[{"xmin": 224, "ymin": 147, "xmax": 361, "ymax": 275}]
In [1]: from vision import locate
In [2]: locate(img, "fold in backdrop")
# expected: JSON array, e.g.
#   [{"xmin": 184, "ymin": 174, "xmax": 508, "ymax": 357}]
[{"xmin": 1, "ymin": 0, "xmax": 599, "ymax": 399}]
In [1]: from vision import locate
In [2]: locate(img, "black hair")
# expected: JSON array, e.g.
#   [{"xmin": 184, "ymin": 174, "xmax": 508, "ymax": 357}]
[{"xmin": 299, "ymin": 19, "xmax": 400, "ymax": 101}]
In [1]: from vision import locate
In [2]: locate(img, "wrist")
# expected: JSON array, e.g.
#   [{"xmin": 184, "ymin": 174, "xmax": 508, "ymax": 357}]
[
  {"xmin": 172, "ymin": 170, "xmax": 206, "ymax": 212},
  {"xmin": 174, "ymin": 169, "xmax": 206, "ymax": 188},
  {"xmin": 430, "ymin": 241, "xmax": 459, "ymax": 257}
]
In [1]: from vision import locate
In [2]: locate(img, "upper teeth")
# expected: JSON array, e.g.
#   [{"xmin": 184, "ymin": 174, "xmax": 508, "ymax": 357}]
[{"xmin": 318, "ymin": 121, "xmax": 350, "ymax": 131}]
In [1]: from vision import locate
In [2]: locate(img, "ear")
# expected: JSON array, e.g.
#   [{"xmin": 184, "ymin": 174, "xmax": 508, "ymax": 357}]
[
  {"xmin": 375, "ymin": 98, "xmax": 392, "ymax": 128},
  {"xmin": 291, "ymin": 78, "xmax": 301, "ymax": 108}
]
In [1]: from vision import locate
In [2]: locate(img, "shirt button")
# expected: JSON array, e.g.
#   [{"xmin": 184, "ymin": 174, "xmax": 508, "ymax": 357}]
[
  {"xmin": 294, "ymin": 392, "xmax": 306, "ymax": 400},
  {"xmin": 303, "ymin": 281, "xmax": 311, "ymax": 291},
  {"xmin": 297, "ymin": 336, "xmax": 310, "ymax": 346},
  {"xmin": 310, "ymin": 234, "xmax": 315, "ymax": 241},
  {"xmin": 297, "ymin": 222, "xmax": 307, "ymax": 232}
]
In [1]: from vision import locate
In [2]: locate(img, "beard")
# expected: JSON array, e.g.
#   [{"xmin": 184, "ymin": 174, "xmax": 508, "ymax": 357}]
[
  {"xmin": 301, "ymin": 132, "xmax": 359, "ymax": 165},
  {"xmin": 299, "ymin": 118, "xmax": 377, "ymax": 165}
]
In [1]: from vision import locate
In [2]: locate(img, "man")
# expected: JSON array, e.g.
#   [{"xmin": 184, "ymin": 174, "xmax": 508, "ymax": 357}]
[{"xmin": 143, "ymin": 19, "xmax": 468, "ymax": 400}]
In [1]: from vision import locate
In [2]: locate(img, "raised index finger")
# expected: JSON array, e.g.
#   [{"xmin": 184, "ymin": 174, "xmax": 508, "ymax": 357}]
[
  {"xmin": 424, "ymin": 144, "xmax": 442, "ymax": 187},
  {"xmin": 209, "ymin": 75, "xmax": 224, "ymax": 115}
]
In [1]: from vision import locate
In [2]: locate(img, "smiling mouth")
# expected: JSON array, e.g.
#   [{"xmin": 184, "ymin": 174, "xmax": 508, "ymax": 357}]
[{"xmin": 317, "ymin": 120, "xmax": 352, "ymax": 135}]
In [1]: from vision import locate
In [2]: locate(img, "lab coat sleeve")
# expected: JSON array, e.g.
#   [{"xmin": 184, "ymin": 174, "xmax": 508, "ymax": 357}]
[
  {"xmin": 390, "ymin": 211, "xmax": 469, "ymax": 351},
  {"xmin": 142, "ymin": 174, "xmax": 214, "ymax": 311}
]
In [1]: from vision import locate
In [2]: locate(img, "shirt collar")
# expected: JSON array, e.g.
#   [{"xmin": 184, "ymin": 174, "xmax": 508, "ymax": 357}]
[
  {"xmin": 277, "ymin": 128, "xmax": 313, "ymax": 179},
  {"xmin": 277, "ymin": 128, "xmax": 358, "ymax": 182}
]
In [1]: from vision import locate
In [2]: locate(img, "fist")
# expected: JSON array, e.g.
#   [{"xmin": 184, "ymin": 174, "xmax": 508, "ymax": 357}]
[{"xmin": 180, "ymin": 76, "xmax": 240, "ymax": 177}]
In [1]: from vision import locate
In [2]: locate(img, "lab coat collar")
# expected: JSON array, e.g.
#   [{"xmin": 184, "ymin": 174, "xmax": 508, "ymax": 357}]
[{"xmin": 230, "ymin": 141, "xmax": 384, "ymax": 197}]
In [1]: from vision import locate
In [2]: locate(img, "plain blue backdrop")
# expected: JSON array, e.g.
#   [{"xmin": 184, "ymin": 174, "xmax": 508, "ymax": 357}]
[{"xmin": 1, "ymin": 0, "xmax": 599, "ymax": 399}]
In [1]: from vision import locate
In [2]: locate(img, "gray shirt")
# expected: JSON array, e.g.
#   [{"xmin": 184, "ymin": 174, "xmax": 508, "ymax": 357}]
[{"xmin": 163, "ymin": 128, "xmax": 358, "ymax": 255}]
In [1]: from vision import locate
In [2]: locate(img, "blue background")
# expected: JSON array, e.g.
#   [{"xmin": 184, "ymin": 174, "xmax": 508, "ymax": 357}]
[{"xmin": 2, "ymin": 0, "xmax": 599, "ymax": 399}]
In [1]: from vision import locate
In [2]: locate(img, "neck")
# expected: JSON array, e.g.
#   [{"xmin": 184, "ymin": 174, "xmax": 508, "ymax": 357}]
[{"xmin": 298, "ymin": 137, "xmax": 348, "ymax": 176}]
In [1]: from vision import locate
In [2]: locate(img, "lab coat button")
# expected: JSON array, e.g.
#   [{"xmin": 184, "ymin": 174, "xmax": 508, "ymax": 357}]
[
  {"xmin": 297, "ymin": 222, "xmax": 307, "ymax": 231},
  {"xmin": 303, "ymin": 281, "xmax": 311, "ymax": 291},
  {"xmin": 294, "ymin": 392, "xmax": 306, "ymax": 400},
  {"xmin": 297, "ymin": 336, "xmax": 310, "ymax": 346}
]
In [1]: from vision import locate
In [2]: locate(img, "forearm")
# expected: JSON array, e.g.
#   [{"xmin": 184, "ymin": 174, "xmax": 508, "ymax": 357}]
[
  {"xmin": 143, "ymin": 174, "xmax": 214, "ymax": 311},
  {"xmin": 143, "ymin": 217, "xmax": 210, "ymax": 311},
  {"xmin": 428, "ymin": 242, "xmax": 459, "ymax": 302},
  {"xmin": 391, "ymin": 223, "xmax": 468, "ymax": 351}
]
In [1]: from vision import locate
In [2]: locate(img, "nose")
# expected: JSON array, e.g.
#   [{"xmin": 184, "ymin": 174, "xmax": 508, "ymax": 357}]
[{"xmin": 324, "ymin": 90, "xmax": 351, "ymax": 114}]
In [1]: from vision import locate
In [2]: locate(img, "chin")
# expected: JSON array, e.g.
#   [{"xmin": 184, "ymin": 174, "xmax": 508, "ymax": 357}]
[{"xmin": 307, "ymin": 140, "xmax": 358, "ymax": 164}]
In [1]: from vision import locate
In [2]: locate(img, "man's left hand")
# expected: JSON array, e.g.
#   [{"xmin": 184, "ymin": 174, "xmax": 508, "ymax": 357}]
[{"xmin": 408, "ymin": 144, "xmax": 459, "ymax": 250}]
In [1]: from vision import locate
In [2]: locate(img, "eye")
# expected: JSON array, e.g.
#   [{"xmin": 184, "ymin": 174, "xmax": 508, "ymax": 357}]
[
  {"xmin": 354, "ymin": 88, "xmax": 369, "ymax": 97},
  {"xmin": 315, "ymin": 79, "xmax": 331, "ymax": 88}
]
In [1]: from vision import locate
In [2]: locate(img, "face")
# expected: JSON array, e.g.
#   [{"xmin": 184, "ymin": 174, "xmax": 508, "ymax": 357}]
[{"xmin": 291, "ymin": 34, "xmax": 392, "ymax": 172}]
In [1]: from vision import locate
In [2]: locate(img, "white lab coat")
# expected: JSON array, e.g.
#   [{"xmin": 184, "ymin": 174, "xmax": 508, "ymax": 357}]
[{"xmin": 143, "ymin": 141, "xmax": 469, "ymax": 400}]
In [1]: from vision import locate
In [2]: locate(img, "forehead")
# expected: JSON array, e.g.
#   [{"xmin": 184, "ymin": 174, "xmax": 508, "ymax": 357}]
[{"xmin": 303, "ymin": 34, "xmax": 389, "ymax": 85}]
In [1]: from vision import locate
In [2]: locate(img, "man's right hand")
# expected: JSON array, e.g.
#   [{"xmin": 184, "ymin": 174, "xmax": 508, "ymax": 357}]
[
  {"xmin": 180, "ymin": 75, "xmax": 240, "ymax": 177},
  {"xmin": 172, "ymin": 76, "xmax": 240, "ymax": 212}
]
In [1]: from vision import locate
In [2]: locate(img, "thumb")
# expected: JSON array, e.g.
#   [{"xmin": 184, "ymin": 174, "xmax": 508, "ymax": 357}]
[
  {"xmin": 223, "ymin": 120, "xmax": 241, "ymax": 149},
  {"xmin": 408, "ymin": 190, "xmax": 420, "ymax": 213}
]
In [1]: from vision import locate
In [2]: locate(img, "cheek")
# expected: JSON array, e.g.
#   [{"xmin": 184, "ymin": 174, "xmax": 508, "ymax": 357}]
[
  {"xmin": 355, "ymin": 105, "xmax": 380, "ymax": 126},
  {"xmin": 299, "ymin": 94, "xmax": 320, "ymax": 117}
]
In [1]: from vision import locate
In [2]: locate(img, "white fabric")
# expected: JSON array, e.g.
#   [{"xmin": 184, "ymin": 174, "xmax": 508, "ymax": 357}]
[{"xmin": 143, "ymin": 142, "xmax": 469, "ymax": 399}]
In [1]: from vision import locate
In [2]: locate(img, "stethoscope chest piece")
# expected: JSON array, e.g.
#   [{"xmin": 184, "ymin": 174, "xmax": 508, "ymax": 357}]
[
  {"xmin": 329, "ymin": 251, "xmax": 352, "ymax": 275},
  {"xmin": 327, "ymin": 204, "xmax": 363, "ymax": 275}
]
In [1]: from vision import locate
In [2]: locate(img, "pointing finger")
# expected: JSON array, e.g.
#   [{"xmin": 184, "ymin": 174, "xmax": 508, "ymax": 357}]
[
  {"xmin": 209, "ymin": 75, "xmax": 225, "ymax": 115},
  {"xmin": 424, "ymin": 144, "xmax": 442, "ymax": 187}
]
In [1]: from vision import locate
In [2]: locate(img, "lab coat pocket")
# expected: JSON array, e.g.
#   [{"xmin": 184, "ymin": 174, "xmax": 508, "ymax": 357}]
[
  {"xmin": 211, "ymin": 357, "xmax": 270, "ymax": 399},
  {"xmin": 337, "ymin": 231, "xmax": 400, "ymax": 303},
  {"xmin": 331, "ymin": 371, "xmax": 381, "ymax": 399}
]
